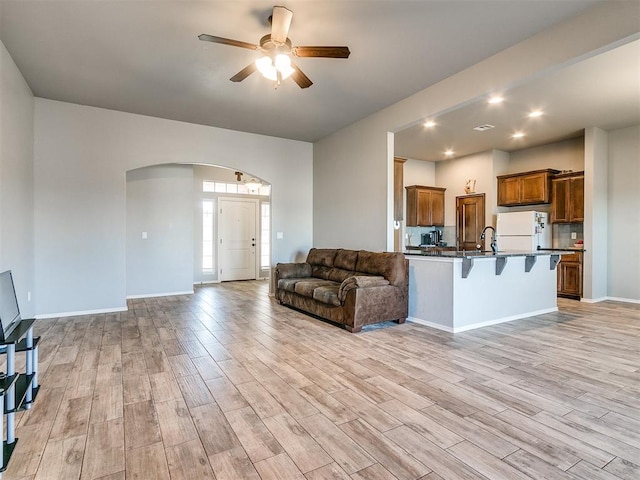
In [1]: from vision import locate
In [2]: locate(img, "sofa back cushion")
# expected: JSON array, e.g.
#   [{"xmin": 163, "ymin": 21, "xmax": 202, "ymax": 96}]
[
  {"xmin": 355, "ymin": 251, "xmax": 407, "ymax": 287},
  {"xmin": 327, "ymin": 268, "xmax": 355, "ymax": 283},
  {"xmin": 334, "ymin": 249, "xmax": 359, "ymax": 271},
  {"xmin": 306, "ymin": 248, "xmax": 337, "ymax": 267},
  {"xmin": 311, "ymin": 265, "xmax": 333, "ymax": 280}
]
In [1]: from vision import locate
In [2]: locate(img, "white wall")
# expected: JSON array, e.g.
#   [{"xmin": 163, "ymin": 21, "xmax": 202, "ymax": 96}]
[
  {"xmin": 0, "ymin": 41, "xmax": 35, "ymax": 318},
  {"xmin": 508, "ymin": 137, "xmax": 584, "ymax": 174},
  {"xmin": 126, "ymin": 164, "xmax": 194, "ymax": 297},
  {"xmin": 435, "ymin": 150, "xmax": 494, "ymax": 227},
  {"xmin": 313, "ymin": 2, "xmax": 640, "ymax": 253},
  {"xmin": 607, "ymin": 124, "xmax": 640, "ymax": 302},
  {"xmin": 314, "ymin": 122, "xmax": 389, "ymax": 250},
  {"xmin": 34, "ymin": 99, "xmax": 312, "ymax": 316},
  {"xmin": 404, "ymin": 159, "xmax": 435, "ymax": 187}
]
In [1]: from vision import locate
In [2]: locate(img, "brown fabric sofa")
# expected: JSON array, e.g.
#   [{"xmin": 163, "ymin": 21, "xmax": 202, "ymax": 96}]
[{"xmin": 275, "ymin": 248, "xmax": 408, "ymax": 332}]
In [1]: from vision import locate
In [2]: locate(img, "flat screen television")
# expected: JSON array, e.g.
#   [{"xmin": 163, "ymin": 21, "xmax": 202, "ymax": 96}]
[{"xmin": 0, "ymin": 270, "xmax": 21, "ymax": 342}]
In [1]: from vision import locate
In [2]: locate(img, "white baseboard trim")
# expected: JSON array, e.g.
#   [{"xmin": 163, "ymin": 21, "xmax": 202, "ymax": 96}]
[
  {"xmin": 604, "ymin": 296, "xmax": 640, "ymax": 304},
  {"xmin": 408, "ymin": 307, "xmax": 559, "ymax": 333},
  {"xmin": 407, "ymin": 317, "xmax": 453, "ymax": 333},
  {"xmin": 193, "ymin": 281, "xmax": 221, "ymax": 285},
  {"xmin": 36, "ymin": 306, "xmax": 128, "ymax": 319},
  {"xmin": 580, "ymin": 296, "xmax": 609, "ymax": 304},
  {"xmin": 127, "ymin": 290, "xmax": 194, "ymax": 299}
]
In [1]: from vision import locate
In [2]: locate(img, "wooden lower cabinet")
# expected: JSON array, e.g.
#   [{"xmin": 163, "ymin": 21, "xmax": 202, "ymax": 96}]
[{"xmin": 557, "ymin": 252, "xmax": 583, "ymax": 299}]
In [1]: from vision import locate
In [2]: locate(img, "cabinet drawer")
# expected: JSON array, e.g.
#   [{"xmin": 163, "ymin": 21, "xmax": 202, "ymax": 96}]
[{"xmin": 560, "ymin": 252, "xmax": 582, "ymax": 263}]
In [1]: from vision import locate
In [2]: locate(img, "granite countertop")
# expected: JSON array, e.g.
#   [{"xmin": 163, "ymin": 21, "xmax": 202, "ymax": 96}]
[{"xmin": 404, "ymin": 249, "xmax": 575, "ymax": 259}]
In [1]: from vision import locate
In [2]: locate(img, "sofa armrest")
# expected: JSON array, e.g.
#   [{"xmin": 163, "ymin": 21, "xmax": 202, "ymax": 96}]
[
  {"xmin": 275, "ymin": 262, "xmax": 312, "ymax": 280},
  {"xmin": 338, "ymin": 275, "xmax": 389, "ymax": 302}
]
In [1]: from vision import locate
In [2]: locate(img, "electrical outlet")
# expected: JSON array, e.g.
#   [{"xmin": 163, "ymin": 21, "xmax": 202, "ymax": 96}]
[
  {"xmin": 571, "ymin": 232, "xmax": 577, "ymax": 239},
  {"xmin": 27, "ymin": 291, "xmax": 31, "ymax": 302},
  {"xmin": 142, "ymin": 231, "xmax": 148, "ymax": 239}
]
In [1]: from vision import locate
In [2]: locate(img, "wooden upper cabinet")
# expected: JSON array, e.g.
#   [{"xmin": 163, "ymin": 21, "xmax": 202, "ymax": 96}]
[
  {"xmin": 406, "ymin": 185, "xmax": 446, "ymax": 227},
  {"xmin": 497, "ymin": 176, "xmax": 520, "ymax": 205},
  {"xmin": 551, "ymin": 171, "xmax": 584, "ymax": 223},
  {"xmin": 393, "ymin": 158, "xmax": 406, "ymax": 222},
  {"xmin": 497, "ymin": 169, "xmax": 560, "ymax": 206},
  {"xmin": 570, "ymin": 175, "xmax": 584, "ymax": 222}
]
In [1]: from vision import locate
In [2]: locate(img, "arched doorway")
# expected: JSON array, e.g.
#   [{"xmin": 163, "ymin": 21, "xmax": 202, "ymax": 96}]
[{"xmin": 125, "ymin": 163, "xmax": 271, "ymax": 298}]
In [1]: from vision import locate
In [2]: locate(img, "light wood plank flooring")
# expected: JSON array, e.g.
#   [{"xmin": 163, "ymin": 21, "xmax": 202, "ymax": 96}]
[{"xmin": 3, "ymin": 281, "xmax": 639, "ymax": 479}]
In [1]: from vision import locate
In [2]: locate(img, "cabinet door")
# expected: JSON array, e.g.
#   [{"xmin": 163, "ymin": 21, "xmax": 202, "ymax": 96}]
[
  {"xmin": 417, "ymin": 190, "xmax": 432, "ymax": 226},
  {"xmin": 393, "ymin": 158, "xmax": 405, "ymax": 222},
  {"xmin": 560, "ymin": 262, "xmax": 582, "ymax": 296},
  {"xmin": 430, "ymin": 190, "xmax": 445, "ymax": 226},
  {"xmin": 498, "ymin": 177, "xmax": 520, "ymax": 206},
  {"xmin": 551, "ymin": 178, "xmax": 570, "ymax": 223},
  {"xmin": 520, "ymin": 172, "xmax": 548, "ymax": 204},
  {"xmin": 570, "ymin": 176, "xmax": 584, "ymax": 222}
]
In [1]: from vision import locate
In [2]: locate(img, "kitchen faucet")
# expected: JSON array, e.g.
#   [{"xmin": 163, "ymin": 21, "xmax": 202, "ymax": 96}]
[{"xmin": 479, "ymin": 226, "xmax": 498, "ymax": 253}]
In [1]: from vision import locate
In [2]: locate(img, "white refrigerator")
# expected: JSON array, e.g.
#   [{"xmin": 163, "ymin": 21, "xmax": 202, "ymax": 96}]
[{"xmin": 496, "ymin": 211, "xmax": 551, "ymax": 251}]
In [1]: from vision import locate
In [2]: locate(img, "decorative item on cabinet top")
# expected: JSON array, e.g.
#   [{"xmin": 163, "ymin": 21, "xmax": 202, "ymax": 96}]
[{"xmin": 464, "ymin": 179, "xmax": 476, "ymax": 194}]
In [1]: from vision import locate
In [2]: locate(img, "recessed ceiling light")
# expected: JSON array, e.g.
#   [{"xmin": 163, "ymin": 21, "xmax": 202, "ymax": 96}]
[
  {"xmin": 444, "ymin": 149, "xmax": 455, "ymax": 156},
  {"xmin": 424, "ymin": 120, "xmax": 436, "ymax": 128},
  {"xmin": 512, "ymin": 132, "xmax": 525, "ymax": 139},
  {"xmin": 528, "ymin": 110, "xmax": 544, "ymax": 118},
  {"xmin": 488, "ymin": 96, "xmax": 504, "ymax": 104}
]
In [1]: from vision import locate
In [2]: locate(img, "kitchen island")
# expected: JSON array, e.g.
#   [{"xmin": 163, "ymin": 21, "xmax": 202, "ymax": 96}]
[{"xmin": 405, "ymin": 249, "xmax": 569, "ymax": 332}]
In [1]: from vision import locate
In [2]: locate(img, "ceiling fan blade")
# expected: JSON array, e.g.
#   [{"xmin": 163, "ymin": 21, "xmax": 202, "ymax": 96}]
[
  {"xmin": 198, "ymin": 34, "xmax": 259, "ymax": 51},
  {"xmin": 292, "ymin": 46, "xmax": 351, "ymax": 58},
  {"xmin": 290, "ymin": 63, "xmax": 313, "ymax": 89},
  {"xmin": 230, "ymin": 63, "xmax": 257, "ymax": 83},
  {"xmin": 270, "ymin": 6, "xmax": 293, "ymax": 44}
]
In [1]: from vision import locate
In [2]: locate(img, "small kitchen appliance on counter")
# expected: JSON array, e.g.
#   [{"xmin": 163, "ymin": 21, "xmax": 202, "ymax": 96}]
[
  {"xmin": 420, "ymin": 230, "xmax": 442, "ymax": 247},
  {"xmin": 496, "ymin": 211, "xmax": 551, "ymax": 251}
]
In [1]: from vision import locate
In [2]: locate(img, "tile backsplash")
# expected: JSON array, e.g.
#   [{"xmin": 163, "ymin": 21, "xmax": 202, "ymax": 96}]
[
  {"xmin": 553, "ymin": 223, "xmax": 584, "ymax": 248},
  {"xmin": 405, "ymin": 225, "xmax": 456, "ymax": 246},
  {"xmin": 405, "ymin": 226, "xmax": 443, "ymax": 246}
]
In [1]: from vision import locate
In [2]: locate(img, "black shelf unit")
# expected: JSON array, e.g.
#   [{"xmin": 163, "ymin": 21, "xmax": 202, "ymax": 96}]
[{"xmin": 0, "ymin": 318, "xmax": 40, "ymax": 472}]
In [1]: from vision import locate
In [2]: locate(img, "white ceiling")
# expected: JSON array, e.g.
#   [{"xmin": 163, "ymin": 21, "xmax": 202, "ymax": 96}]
[
  {"xmin": 0, "ymin": 0, "xmax": 605, "ymax": 142},
  {"xmin": 394, "ymin": 38, "xmax": 640, "ymax": 161}
]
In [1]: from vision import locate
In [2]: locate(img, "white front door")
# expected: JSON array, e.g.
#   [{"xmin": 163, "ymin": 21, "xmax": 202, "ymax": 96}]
[{"xmin": 218, "ymin": 198, "xmax": 258, "ymax": 281}]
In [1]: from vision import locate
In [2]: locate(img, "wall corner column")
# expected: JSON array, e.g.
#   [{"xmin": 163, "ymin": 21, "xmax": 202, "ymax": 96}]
[{"xmin": 583, "ymin": 127, "xmax": 608, "ymax": 301}]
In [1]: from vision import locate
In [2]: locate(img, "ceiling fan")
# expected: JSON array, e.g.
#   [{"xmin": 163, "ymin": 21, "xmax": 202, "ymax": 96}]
[{"xmin": 198, "ymin": 5, "xmax": 350, "ymax": 89}]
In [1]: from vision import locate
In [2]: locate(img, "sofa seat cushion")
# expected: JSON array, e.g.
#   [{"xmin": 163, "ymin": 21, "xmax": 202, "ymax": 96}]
[
  {"xmin": 277, "ymin": 278, "xmax": 308, "ymax": 293},
  {"xmin": 312, "ymin": 285, "xmax": 341, "ymax": 306},
  {"xmin": 294, "ymin": 279, "xmax": 338, "ymax": 298}
]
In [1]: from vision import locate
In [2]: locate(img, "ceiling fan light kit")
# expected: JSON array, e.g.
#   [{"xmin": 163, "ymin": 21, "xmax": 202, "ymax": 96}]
[
  {"xmin": 199, "ymin": 5, "xmax": 350, "ymax": 89},
  {"xmin": 255, "ymin": 53, "xmax": 295, "ymax": 83}
]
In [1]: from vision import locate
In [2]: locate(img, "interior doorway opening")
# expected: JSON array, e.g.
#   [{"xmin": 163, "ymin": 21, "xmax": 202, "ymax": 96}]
[
  {"xmin": 195, "ymin": 165, "xmax": 271, "ymax": 285},
  {"xmin": 125, "ymin": 163, "xmax": 271, "ymax": 299}
]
